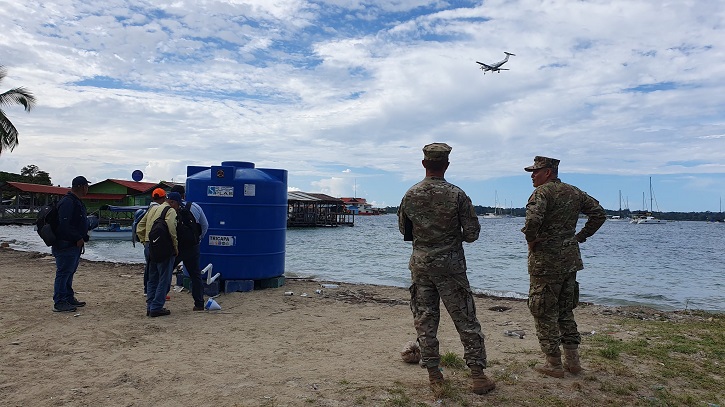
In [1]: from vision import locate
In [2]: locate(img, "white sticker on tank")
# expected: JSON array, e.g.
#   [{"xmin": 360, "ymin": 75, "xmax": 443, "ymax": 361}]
[
  {"xmin": 244, "ymin": 184, "xmax": 256, "ymax": 196},
  {"xmin": 207, "ymin": 186, "xmax": 234, "ymax": 197},
  {"xmin": 209, "ymin": 235, "xmax": 236, "ymax": 246}
]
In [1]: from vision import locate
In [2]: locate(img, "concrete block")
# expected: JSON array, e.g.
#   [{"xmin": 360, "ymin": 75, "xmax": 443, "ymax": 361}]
[
  {"xmin": 254, "ymin": 275, "xmax": 286, "ymax": 290},
  {"xmin": 224, "ymin": 279, "xmax": 254, "ymax": 293},
  {"xmin": 204, "ymin": 280, "xmax": 220, "ymax": 296}
]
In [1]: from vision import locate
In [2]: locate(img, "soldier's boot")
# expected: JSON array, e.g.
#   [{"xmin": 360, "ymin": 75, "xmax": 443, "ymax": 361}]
[
  {"xmin": 563, "ymin": 347, "xmax": 582, "ymax": 374},
  {"xmin": 470, "ymin": 366, "xmax": 496, "ymax": 395},
  {"xmin": 427, "ymin": 366, "xmax": 444, "ymax": 387},
  {"xmin": 534, "ymin": 355, "xmax": 565, "ymax": 378}
]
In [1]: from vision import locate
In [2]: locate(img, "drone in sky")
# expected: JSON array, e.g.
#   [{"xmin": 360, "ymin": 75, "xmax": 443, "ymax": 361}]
[{"xmin": 476, "ymin": 52, "xmax": 515, "ymax": 74}]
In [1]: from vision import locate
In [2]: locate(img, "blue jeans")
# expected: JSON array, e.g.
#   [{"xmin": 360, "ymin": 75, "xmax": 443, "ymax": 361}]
[
  {"xmin": 53, "ymin": 246, "xmax": 82, "ymax": 305},
  {"xmin": 177, "ymin": 244, "xmax": 204, "ymax": 308},
  {"xmin": 143, "ymin": 243, "xmax": 150, "ymax": 294},
  {"xmin": 146, "ymin": 257, "xmax": 174, "ymax": 312}
]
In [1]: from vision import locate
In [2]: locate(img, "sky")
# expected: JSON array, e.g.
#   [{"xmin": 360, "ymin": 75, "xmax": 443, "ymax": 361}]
[{"xmin": 1, "ymin": 0, "xmax": 724, "ymax": 212}]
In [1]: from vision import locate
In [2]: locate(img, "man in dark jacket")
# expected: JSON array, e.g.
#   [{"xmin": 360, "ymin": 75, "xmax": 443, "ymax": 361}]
[{"xmin": 52, "ymin": 176, "xmax": 90, "ymax": 312}]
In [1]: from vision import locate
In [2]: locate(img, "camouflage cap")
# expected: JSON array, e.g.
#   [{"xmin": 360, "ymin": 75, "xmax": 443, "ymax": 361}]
[
  {"xmin": 423, "ymin": 143, "xmax": 452, "ymax": 161},
  {"xmin": 524, "ymin": 156, "xmax": 560, "ymax": 172}
]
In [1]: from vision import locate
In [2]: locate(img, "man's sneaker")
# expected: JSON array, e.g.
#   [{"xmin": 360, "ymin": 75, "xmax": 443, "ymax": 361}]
[
  {"xmin": 69, "ymin": 298, "xmax": 86, "ymax": 307},
  {"xmin": 193, "ymin": 306, "xmax": 205, "ymax": 311},
  {"xmin": 53, "ymin": 302, "xmax": 77, "ymax": 312},
  {"xmin": 149, "ymin": 308, "xmax": 171, "ymax": 317}
]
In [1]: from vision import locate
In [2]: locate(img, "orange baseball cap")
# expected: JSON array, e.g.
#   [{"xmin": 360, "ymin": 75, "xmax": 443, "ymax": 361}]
[{"xmin": 152, "ymin": 188, "xmax": 166, "ymax": 199}]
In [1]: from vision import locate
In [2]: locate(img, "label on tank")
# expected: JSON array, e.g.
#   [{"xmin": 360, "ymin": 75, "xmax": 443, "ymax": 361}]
[
  {"xmin": 207, "ymin": 186, "xmax": 234, "ymax": 197},
  {"xmin": 244, "ymin": 184, "xmax": 256, "ymax": 196},
  {"xmin": 208, "ymin": 235, "xmax": 236, "ymax": 246}
]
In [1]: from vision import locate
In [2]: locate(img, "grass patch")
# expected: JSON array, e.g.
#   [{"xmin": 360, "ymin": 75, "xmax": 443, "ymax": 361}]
[
  {"xmin": 587, "ymin": 314, "xmax": 725, "ymax": 405},
  {"xmin": 440, "ymin": 351, "xmax": 466, "ymax": 370}
]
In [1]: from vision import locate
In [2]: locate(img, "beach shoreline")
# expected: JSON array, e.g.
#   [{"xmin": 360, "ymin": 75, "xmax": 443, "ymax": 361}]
[{"xmin": 1, "ymin": 247, "xmax": 721, "ymax": 406}]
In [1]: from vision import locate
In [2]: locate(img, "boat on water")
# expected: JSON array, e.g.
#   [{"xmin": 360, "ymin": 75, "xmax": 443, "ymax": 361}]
[
  {"xmin": 89, "ymin": 223, "xmax": 134, "ymax": 240},
  {"xmin": 636, "ymin": 216, "xmax": 667, "ymax": 224},
  {"xmin": 88, "ymin": 205, "xmax": 147, "ymax": 240},
  {"xmin": 634, "ymin": 178, "xmax": 666, "ymax": 224}
]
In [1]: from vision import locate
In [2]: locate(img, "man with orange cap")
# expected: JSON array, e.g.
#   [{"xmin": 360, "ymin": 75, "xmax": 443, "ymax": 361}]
[{"xmin": 136, "ymin": 188, "xmax": 167, "ymax": 296}]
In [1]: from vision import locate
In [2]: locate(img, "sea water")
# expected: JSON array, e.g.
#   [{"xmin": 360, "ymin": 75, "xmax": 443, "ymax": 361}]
[{"xmin": 1, "ymin": 216, "xmax": 723, "ymax": 312}]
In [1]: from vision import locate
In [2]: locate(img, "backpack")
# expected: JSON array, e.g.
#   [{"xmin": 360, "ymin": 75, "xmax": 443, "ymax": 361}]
[
  {"xmin": 36, "ymin": 201, "xmax": 60, "ymax": 246},
  {"xmin": 176, "ymin": 201, "xmax": 201, "ymax": 249},
  {"xmin": 148, "ymin": 206, "xmax": 174, "ymax": 262}
]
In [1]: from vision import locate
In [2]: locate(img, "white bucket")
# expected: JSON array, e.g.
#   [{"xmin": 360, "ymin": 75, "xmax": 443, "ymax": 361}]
[{"xmin": 205, "ymin": 298, "xmax": 221, "ymax": 311}]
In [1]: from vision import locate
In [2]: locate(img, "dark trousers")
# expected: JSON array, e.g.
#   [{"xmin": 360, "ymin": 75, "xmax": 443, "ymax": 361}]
[
  {"xmin": 176, "ymin": 244, "xmax": 204, "ymax": 308},
  {"xmin": 52, "ymin": 246, "xmax": 82, "ymax": 305},
  {"xmin": 146, "ymin": 257, "xmax": 174, "ymax": 312},
  {"xmin": 143, "ymin": 242, "xmax": 150, "ymax": 294}
]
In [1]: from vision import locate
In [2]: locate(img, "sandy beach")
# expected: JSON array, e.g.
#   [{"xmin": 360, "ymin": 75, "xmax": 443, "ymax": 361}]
[{"xmin": 1, "ymin": 246, "xmax": 721, "ymax": 407}]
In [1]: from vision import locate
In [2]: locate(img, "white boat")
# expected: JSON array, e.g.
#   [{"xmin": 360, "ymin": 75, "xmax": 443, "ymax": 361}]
[
  {"xmin": 89, "ymin": 223, "xmax": 134, "ymax": 240},
  {"xmin": 636, "ymin": 216, "xmax": 666, "ymax": 224},
  {"xmin": 481, "ymin": 191, "xmax": 504, "ymax": 219},
  {"xmin": 634, "ymin": 178, "xmax": 666, "ymax": 225},
  {"xmin": 88, "ymin": 205, "xmax": 147, "ymax": 240}
]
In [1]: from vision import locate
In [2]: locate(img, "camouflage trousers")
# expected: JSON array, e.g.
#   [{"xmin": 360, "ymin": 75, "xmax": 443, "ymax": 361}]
[
  {"xmin": 528, "ymin": 272, "xmax": 581, "ymax": 356},
  {"xmin": 409, "ymin": 271, "xmax": 487, "ymax": 368}
]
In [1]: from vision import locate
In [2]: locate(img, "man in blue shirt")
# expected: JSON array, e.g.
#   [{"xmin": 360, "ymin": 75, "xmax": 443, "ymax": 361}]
[
  {"xmin": 170, "ymin": 185, "xmax": 209, "ymax": 311},
  {"xmin": 52, "ymin": 176, "xmax": 90, "ymax": 312}
]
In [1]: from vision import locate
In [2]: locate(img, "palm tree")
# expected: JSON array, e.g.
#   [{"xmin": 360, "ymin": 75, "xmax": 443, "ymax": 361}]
[{"xmin": 0, "ymin": 65, "xmax": 37, "ymax": 155}]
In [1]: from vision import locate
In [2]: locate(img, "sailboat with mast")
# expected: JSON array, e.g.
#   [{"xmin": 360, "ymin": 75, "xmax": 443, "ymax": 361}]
[
  {"xmin": 481, "ymin": 191, "xmax": 503, "ymax": 219},
  {"xmin": 609, "ymin": 190, "xmax": 629, "ymax": 221},
  {"xmin": 636, "ymin": 177, "xmax": 666, "ymax": 224}
]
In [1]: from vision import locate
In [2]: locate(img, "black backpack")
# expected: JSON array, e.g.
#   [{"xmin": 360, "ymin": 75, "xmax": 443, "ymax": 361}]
[
  {"xmin": 148, "ymin": 206, "xmax": 174, "ymax": 262},
  {"xmin": 176, "ymin": 202, "xmax": 201, "ymax": 249},
  {"xmin": 36, "ymin": 201, "xmax": 60, "ymax": 246}
]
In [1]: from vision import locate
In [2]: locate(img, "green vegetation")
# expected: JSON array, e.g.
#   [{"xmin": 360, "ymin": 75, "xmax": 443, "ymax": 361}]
[{"xmin": 440, "ymin": 351, "xmax": 466, "ymax": 370}]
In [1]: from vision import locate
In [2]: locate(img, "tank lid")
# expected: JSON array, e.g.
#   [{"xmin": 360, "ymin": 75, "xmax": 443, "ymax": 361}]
[{"xmin": 221, "ymin": 161, "xmax": 255, "ymax": 168}]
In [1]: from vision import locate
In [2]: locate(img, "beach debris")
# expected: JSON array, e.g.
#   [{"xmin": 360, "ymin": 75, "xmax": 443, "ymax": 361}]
[
  {"xmin": 205, "ymin": 298, "xmax": 221, "ymax": 310},
  {"xmin": 300, "ymin": 293, "xmax": 308, "ymax": 297},
  {"xmin": 315, "ymin": 289, "xmax": 323, "ymax": 295},
  {"xmin": 284, "ymin": 291, "xmax": 294, "ymax": 296},
  {"xmin": 119, "ymin": 274, "xmax": 133, "ymax": 278},
  {"xmin": 73, "ymin": 313, "xmax": 81, "ymax": 317},
  {"xmin": 401, "ymin": 340, "xmax": 421, "ymax": 363},
  {"xmin": 503, "ymin": 330, "xmax": 525, "ymax": 339},
  {"xmin": 172, "ymin": 286, "xmax": 184, "ymax": 293},
  {"xmin": 10, "ymin": 341, "xmax": 19, "ymax": 345},
  {"xmin": 321, "ymin": 284, "xmax": 339, "ymax": 289},
  {"xmin": 489, "ymin": 305, "xmax": 511, "ymax": 312},
  {"xmin": 334, "ymin": 289, "xmax": 409, "ymax": 306}
]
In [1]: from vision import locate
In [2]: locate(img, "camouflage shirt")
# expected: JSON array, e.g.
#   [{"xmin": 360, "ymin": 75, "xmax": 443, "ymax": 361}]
[
  {"xmin": 522, "ymin": 178, "xmax": 606, "ymax": 275},
  {"xmin": 398, "ymin": 176, "xmax": 480, "ymax": 274}
]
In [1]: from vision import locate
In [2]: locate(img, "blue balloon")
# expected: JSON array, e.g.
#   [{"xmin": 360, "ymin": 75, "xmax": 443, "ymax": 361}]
[{"xmin": 132, "ymin": 170, "xmax": 143, "ymax": 181}]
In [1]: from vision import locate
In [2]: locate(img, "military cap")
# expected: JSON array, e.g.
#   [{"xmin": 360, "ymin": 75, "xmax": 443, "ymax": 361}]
[
  {"xmin": 423, "ymin": 143, "xmax": 452, "ymax": 161},
  {"xmin": 524, "ymin": 156, "xmax": 560, "ymax": 172}
]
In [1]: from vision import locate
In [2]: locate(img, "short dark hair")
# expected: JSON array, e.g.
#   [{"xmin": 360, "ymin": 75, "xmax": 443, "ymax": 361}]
[
  {"xmin": 170, "ymin": 185, "xmax": 185, "ymax": 195},
  {"xmin": 423, "ymin": 159, "xmax": 448, "ymax": 171}
]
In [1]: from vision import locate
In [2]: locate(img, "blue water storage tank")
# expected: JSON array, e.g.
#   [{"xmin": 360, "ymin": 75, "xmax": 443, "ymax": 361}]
[{"xmin": 185, "ymin": 161, "xmax": 288, "ymax": 281}]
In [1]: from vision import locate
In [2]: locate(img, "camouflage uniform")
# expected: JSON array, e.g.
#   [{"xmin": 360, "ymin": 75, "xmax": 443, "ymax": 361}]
[
  {"xmin": 522, "ymin": 156, "xmax": 606, "ymax": 356},
  {"xmin": 398, "ymin": 143, "xmax": 487, "ymax": 369}
]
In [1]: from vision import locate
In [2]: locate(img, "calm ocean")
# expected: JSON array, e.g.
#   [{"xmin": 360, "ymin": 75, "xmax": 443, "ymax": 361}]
[{"xmin": 1, "ymin": 216, "xmax": 723, "ymax": 312}]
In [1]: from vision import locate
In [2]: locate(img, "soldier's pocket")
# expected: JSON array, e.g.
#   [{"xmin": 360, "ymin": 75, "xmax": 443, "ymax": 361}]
[
  {"xmin": 571, "ymin": 280, "xmax": 580, "ymax": 310},
  {"xmin": 409, "ymin": 284, "xmax": 418, "ymax": 315},
  {"xmin": 528, "ymin": 284, "xmax": 554, "ymax": 317}
]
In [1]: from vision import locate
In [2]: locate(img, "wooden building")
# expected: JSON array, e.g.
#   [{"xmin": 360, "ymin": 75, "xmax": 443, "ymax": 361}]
[{"xmin": 287, "ymin": 192, "xmax": 354, "ymax": 227}]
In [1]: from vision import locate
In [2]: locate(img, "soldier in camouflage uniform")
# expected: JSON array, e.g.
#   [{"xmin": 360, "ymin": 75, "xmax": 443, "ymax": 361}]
[
  {"xmin": 398, "ymin": 143, "xmax": 495, "ymax": 395},
  {"xmin": 522, "ymin": 156, "xmax": 606, "ymax": 377}
]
